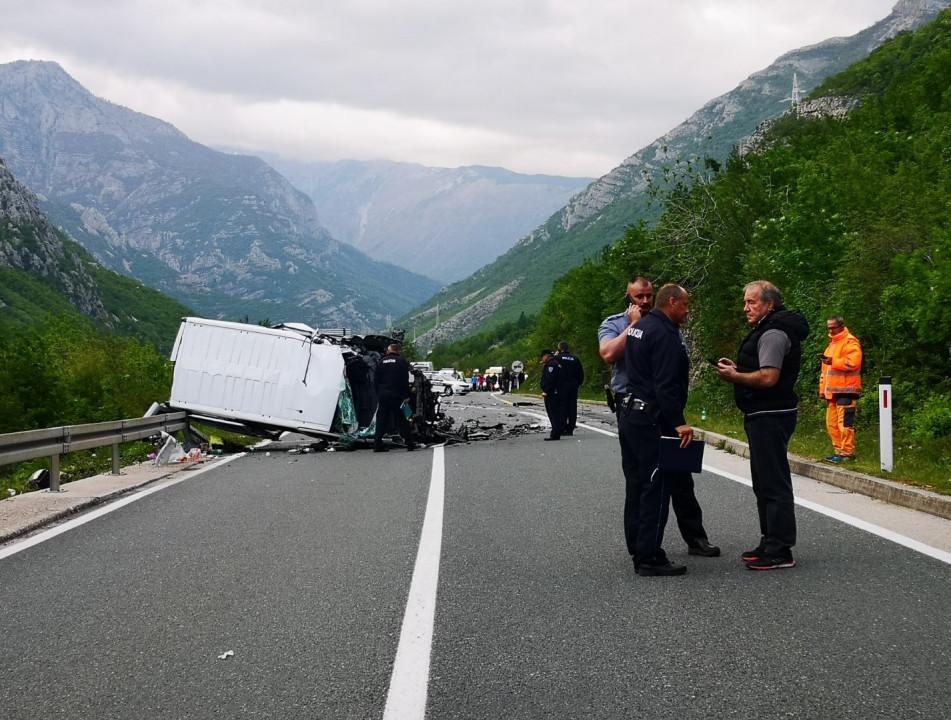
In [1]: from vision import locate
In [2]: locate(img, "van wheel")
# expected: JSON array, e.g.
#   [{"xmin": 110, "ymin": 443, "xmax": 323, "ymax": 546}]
[{"xmin": 443, "ymin": 387, "xmax": 453, "ymax": 396}]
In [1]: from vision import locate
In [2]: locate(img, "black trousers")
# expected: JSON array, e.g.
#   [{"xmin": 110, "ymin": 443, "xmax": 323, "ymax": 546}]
[
  {"xmin": 617, "ymin": 415, "xmax": 675, "ymax": 563},
  {"xmin": 617, "ymin": 408, "xmax": 709, "ymax": 557},
  {"xmin": 561, "ymin": 385, "xmax": 579, "ymax": 433},
  {"xmin": 374, "ymin": 393, "xmax": 414, "ymax": 447},
  {"xmin": 544, "ymin": 393, "xmax": 563, "ymax": 439},
  {"xmin": 744, "ymin": 411, "xmax": 797, "ymax": 555}
]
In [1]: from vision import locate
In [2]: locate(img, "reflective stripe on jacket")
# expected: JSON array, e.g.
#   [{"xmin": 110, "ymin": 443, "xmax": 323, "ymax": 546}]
[{"xmin": 820, "ymin": 328, "xmax": 862, "ymax": 399}]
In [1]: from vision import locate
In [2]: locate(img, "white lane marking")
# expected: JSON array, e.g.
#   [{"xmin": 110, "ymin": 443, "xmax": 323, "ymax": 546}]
[
  {"xmin": 518, "ymin": 410, "xmax": 617, "ymax": 438},
  {"xmin": 383, "ymin": 445, "xmax": 445, "ymax": 720},
  {"xmin": 516, "ymin": 412, "xmax": 951, "ymax": 565},
  {"xmin": 701, "ymin": 464, "xmax": 951, "ymax": 566},
  {"xmin": 0, "ymin": 454, "xmax": 245, "ymax": 561}
]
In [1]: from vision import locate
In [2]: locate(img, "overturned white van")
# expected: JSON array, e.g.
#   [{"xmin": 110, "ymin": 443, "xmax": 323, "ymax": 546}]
[{"xmin": 167, "ymin": 317, "xmax": 444, "ymax": 441}]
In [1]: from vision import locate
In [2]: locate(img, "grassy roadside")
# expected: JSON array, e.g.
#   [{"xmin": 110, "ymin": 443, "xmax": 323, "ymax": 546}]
[{"xmin": 687, "ymin": 398, "xmax": 951, "ymax": 496}]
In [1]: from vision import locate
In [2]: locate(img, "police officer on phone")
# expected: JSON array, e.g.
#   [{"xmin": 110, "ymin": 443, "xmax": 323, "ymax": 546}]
[
  {"xmin": 618, "ymin": 284, "xmax": 701, "ymax": 577},
  {"xmin": 374, "ymin": 343, "xmax": 417, "ymax": 452},
  {"xmin": 599, "ymin": 276, "xmax": 718, "ymax": 568}
]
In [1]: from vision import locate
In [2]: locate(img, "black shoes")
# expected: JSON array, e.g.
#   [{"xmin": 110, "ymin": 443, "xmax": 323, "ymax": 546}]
[
  {"xmin": 741, "ymin": 545, "xmax": 765, "ymax": 563},
  {"xmin": 543, "ymin": 436, "xmax": 561, "ymax": 441},
  {"xmin": 563, "ymin": 430, "xmax": 574, "ymax": 436},
  {"xmin": 746, "ymin": 554, "xmax": 796, "ymax": 571},
  {"xmin": 637, "ymin": 560, "xmax": 687, "ymax": 577},
  {"xmin": 687, "ymin": 539, "xmax": 721, "ymax": 557},
  {"xmin": 373, "ymin": 447, "xmax": 388, "ymax": 453},
  {"xmin": 406, "ymin": 444, "xmax": 418, "ymax": 452}
]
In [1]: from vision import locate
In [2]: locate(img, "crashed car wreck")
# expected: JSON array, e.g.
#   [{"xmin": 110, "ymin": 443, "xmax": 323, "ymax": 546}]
[{"xmin": 163, "ymin": 317, "xmax": 450, "ymax": 446}]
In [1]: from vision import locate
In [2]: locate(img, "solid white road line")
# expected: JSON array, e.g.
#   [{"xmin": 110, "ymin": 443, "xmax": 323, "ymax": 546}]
[
  {"xmin": 701, "ymin": 464, "xmax": 951, "ymax": 566},
  {"xmin": 0, "ymin": 453, "xmax": 245, "ymax": 561},
  {"xmin": 517, "ymin": 409, "xmax": 618, "ymax": 438},
  {"xmin": 383, "ymin": 445, "xmax": 446, "ymax": 720},
  {"xmin": 516, "ymin": 412, "xmax": 951, "ymax": 565}
]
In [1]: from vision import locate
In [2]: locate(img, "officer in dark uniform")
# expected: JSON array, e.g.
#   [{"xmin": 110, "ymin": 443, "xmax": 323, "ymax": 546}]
[
  {"xmin": 555, "ymin": 341, "xmax": 584, "ymax": 435},
  {"xmin": 599, "ymin": 276, "xmax": 718, "ymax": 561},
  {"xmin": 539, "ymin": 349, "xmax": 563, "ymax": 441},
  {"xmin": 373, "ymin": 343, "xmax": 417, "ymax": 452},
  {"xmin": 619, "ymin": 284, "xmax": 695, "ymax": 577}
]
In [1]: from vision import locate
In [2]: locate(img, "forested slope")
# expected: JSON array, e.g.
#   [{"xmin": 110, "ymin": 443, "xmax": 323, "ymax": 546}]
[{"xmin": 436, "ymin": 9, "xmax": 951, "ymax": 445}]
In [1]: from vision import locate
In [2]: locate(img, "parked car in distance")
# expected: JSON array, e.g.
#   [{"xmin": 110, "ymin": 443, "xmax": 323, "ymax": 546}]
[{"xmin": 426, "ymin": 369, "xmax": 470, "ymax": 396}]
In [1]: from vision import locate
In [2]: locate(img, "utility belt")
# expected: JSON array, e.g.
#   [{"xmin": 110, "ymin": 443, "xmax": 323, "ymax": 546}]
[{"xmin": 617, "ymin": 393, "xmax": 660, "ymax": 422}]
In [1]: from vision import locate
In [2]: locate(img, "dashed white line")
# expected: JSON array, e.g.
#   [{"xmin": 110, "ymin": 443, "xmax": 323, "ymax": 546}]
[{"xmin": 383, "ymin": 445, "xmax": 446, "ymax": 720}]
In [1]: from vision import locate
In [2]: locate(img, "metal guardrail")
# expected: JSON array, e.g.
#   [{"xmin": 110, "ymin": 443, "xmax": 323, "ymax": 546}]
[{"xmin": 0, "ymin": 412, "xmax": 189, "ymax": 492}]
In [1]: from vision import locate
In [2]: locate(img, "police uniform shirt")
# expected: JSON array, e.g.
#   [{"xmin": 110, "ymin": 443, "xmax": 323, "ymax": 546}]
[
  {"xmin": 623, "ymin": 308, "xmax": 689, "ymax": 429},
  {"xmin": 558, "ymin": 352, "xmax": 584, "ymax": 388},
  {"xmin": 375, "ymin": 354, "xmax": 411, "ymax": 395},
  {"xmin": 598, "ymin": 311, "xmax": 633, "ymax": 393},
  {"xmin": 540, "ymin": 356, "xmax": 561, "ymax": 394}
]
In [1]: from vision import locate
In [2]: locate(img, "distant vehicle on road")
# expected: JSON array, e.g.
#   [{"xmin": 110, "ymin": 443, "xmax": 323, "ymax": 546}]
[{"xmin": 426, "ymin": 369, "xmax": 470, "ymax": 396}]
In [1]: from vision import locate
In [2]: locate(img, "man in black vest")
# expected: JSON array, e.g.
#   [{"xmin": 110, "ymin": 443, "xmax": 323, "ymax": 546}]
[
  {"xmin": 619, "ymin": 284, "xmax": 695, "ymax": 577},
  {"xmin": 555, "ymin": 341, "xmax": 584, "ymax": 435},
  {"xmin": 715, "ymin": 281, "xmax": 809, "ymax": 570},
  {"xmin": 374, "ymin": 343, "xmax": 417, "ymax": 452}
]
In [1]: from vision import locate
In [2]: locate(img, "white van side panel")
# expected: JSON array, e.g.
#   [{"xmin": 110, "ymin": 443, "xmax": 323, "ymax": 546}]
[{"xmin": 168, "ymin": 318, "xmax": 344, "ymax": 432}]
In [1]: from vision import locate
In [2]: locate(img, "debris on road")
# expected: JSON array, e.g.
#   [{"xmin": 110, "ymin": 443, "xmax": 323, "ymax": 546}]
[{"xmin": 217, "ymin": 650, "xmax": 234, "ymax": 660}]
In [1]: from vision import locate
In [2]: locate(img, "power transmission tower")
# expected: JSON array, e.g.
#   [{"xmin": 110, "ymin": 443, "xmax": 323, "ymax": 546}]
[{"xmin": 790, "ymin": 72, "xmax": 801, "ymax": 114}]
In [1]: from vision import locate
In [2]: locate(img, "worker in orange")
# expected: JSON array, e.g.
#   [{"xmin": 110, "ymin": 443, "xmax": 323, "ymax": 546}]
[{"xmin": 819, "ymin": 316, "xmax": 863, "ymax": 463}]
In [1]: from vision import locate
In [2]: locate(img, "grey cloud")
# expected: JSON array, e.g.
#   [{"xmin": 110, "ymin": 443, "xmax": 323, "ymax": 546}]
[{"xmin": 0, "ymin": 0, "xmax": 899, "ymax": 174}]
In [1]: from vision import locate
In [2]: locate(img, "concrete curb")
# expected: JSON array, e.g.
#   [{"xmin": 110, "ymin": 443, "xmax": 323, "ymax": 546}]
[
  {"xmin": 697, "ymin": 429, "xmax": 951, "ymax": 521},
  {"xmin": 560, "ymin": 395, "xmax": 951, "ymax": 521},
  {"xmin": 0, "ymin": 463, "xmax": 200, "ymax": 546}
]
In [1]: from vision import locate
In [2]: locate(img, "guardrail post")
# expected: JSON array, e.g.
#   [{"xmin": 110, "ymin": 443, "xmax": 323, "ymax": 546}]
[
  {"xmin": 879, "ymin": 376, "xmax": 893, "ymax": 472},
  {"xmin": 111, "ymin": 443, "xmax": 121, "ymax": 475},
  {"xmin": 50, "ymin": 454, "xmax": 61, "ymax": 492}
]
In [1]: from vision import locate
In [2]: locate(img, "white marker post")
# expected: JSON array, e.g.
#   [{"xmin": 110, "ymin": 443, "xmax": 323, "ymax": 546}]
[{"xmin": 879, "ymin": 376, "xmax": 893, "ymax": 472}]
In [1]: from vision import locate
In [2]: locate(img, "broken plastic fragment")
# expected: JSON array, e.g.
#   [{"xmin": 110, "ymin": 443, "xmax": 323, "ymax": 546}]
[{"xmin": 217, "ymin": 650, "xmax": 234, "ymax": 660}]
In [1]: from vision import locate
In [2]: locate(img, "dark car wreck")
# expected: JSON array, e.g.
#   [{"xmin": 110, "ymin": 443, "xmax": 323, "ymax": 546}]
[{"xmin": 164, "ymin": 317, "xmax": 449, "ymax": 446}]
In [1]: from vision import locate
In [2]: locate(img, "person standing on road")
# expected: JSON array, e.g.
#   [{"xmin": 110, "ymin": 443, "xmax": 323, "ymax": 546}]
[
  {"xmin": 715, "ymin": 280, "xmax": 809, "ymax": 570},
  {"xmin": 618, "ymin": 284, "xmax": 697, "ymax": 577},
  {"xmin": 373, "ymin": 343, "xmax": 417, "ymax": 452},
  {"xmin": 556, "ymin": 341, "xmax": 584, "ymax": 436},
  {"xmin": 598, "ymin": 276, "xmax": 719, "ymax": 562},
  {"xmin": 539, "ymin": 349, "xmax": 564, "ymax": 441},
  {"xmin": 819, "ymin": 316, "xmax": 863, "ymax": 463}
]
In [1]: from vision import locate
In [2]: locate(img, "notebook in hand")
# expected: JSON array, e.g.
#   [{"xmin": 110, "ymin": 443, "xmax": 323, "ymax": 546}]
[{"xmin": 658, "ymin": 436, "xmax": 705, "ymax": 473}]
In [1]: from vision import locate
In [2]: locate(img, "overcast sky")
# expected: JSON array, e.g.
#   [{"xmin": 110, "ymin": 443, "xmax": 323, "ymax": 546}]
[{"xmin": 0, "ymin": 0, "xmax": 899, "ymax": 177}]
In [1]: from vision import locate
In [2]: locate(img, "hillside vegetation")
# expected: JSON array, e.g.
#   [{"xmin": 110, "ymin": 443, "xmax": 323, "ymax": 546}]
[{"xmin": 433, "ymin": 10, "xmax": 951, "ymax": 488}]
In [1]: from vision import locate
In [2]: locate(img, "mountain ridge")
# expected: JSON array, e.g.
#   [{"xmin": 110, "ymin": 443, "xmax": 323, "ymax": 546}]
[
  {"xmin": 255, "ymin": 155, "xmax": 591, "ymax": 283},
  {"xmin": 403, "ymin": 0, "xmax": 950, "ymax": 347},
  {"xmin": 0, "ymin": 61, "xmax": 440, "ymax": 331}
]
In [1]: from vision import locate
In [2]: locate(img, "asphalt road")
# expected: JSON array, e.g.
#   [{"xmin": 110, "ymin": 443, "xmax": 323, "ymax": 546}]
[{"xmin": 1, "ymin": 393, "xmax": 949, "ymax": 719}]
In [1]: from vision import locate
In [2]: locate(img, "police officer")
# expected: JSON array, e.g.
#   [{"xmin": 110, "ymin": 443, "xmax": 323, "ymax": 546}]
[
  {"xmin": 599, "ymin": 276, "xmax": 718, "ymax": 562},
  {"xmin": 539, "ymin": 349, "xmax": 563, "ymax": 441},
  {"xmin": 373, "ymin": 343, "xmax": 417, "ymax": 452},
  {"xmin": 619, "ymin": 284, "xmax": 695, "ymax": 577},
  {"xmin": 556, "ymin": 341, "xmax": 584, "ymax": 435}
]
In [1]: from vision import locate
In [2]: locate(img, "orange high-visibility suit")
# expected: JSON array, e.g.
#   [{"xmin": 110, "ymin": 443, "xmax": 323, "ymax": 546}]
[{"xmin": 819, "ymin": 328, "xmax": 863, "ymax": 457}]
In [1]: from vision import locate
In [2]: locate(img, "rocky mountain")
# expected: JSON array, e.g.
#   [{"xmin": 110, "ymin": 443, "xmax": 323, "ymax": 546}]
[
  {"xmin": 0, "ymin": 156, "xmax": 191, "ymax": 351},
  {"xmin": 258, "ymin": 157, "xmax": 591, "ymax": 283},
  {"xmin": 0, "ymin": 61, "xmax": 440, "ymax": 331},
  {"xmin": 403, "ymin": 0, "xmax": 950, "ymax": 347}
]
